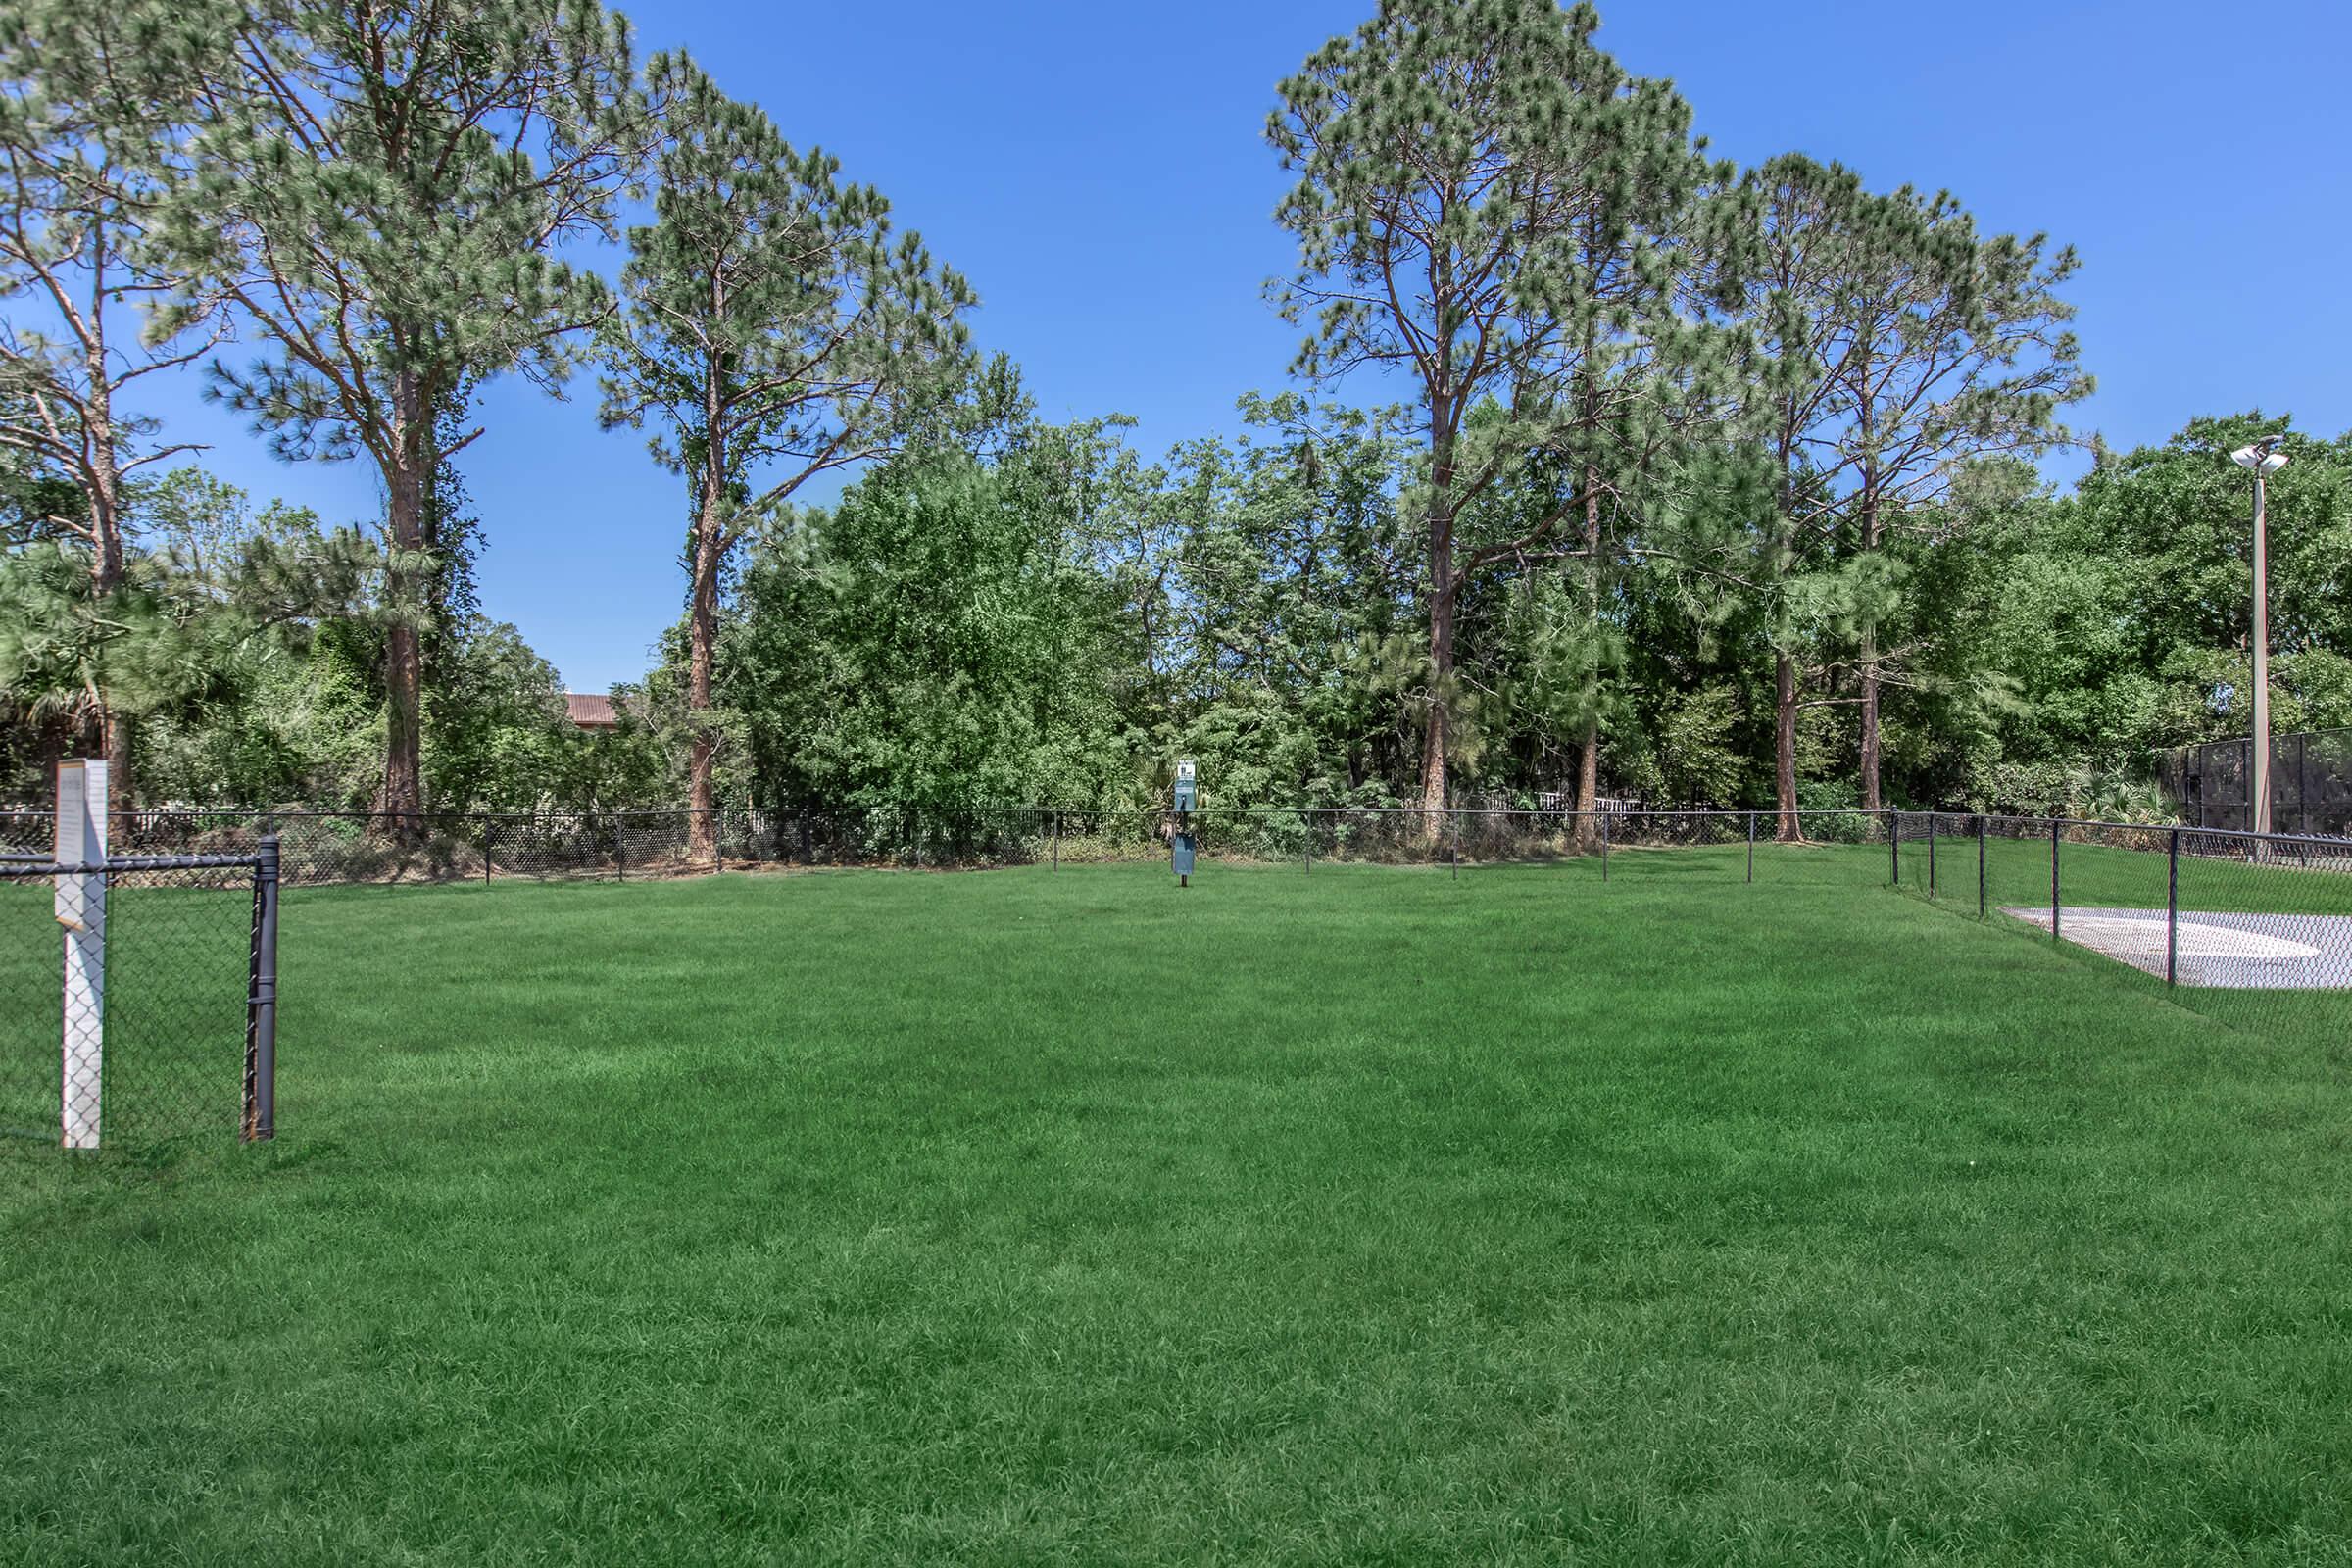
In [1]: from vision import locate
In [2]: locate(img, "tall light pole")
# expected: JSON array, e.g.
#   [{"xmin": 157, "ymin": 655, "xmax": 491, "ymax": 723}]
[{"xmin": 2230, "ymin": 434, "xmax": 2289, "ymax": 836}]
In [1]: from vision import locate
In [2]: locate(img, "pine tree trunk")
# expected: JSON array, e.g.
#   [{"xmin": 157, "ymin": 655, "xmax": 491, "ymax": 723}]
[
  {"xmin": 381, "ymin": 616, "xmax": 424, "ymax": 828},
  {"xmin": 1772, "ymin": 412, "xmax": 1803, "ymax": 845},
  {"xmin": 1575, "ymin": 718, "xmax": 1600, "ymax": 851},
  {"xmin": 85, "ymin": 370, "xmax": 132, "ymax": 836},
  {"xmin": 105, "ymin": 710, "xmax": 134, "ymax": 834},
  {"xmin": 377, "ymin": 385, "xmax": 429, "ymax": 838},
  {"xmin": 1859, "ymin": 654, "xmax": 1882, "ymax": 813},
  {"xmin": 1418, "ymin": 439, "xmax": 1456, "ymax": 841},
  {"xmin": 1775, "ymin": 651, "xmax": 1800, "ymax": 843},
  {"xmin": 1856, "ymin": 477, "xmax": 1883, "ymax": 813},
  {"xmin": 1573, "ymin": 471, "xmax": 1603, "ymax": 852},
  {"xmin": 685, "ymin": 466, "xmax": 725, "ymax": 867},
  {"xmin": 1419, "ymin": 565, "xmax": 1451, "ymax": 841}
]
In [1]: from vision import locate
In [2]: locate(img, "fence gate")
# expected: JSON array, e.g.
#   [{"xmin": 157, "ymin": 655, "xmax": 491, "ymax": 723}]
[{"xmin": 0, "ymin": 762, "xmax": 277, "ymax": 1152}]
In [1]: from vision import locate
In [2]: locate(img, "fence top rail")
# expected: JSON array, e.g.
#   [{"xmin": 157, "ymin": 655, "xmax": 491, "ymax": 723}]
[
  {"xmin": 2178, "ymin": 824, "xmax": 2352, "ymax": 853},
  {"xmin": 1, "ymin": 851, "xmax": 268, "ymax": 878}
]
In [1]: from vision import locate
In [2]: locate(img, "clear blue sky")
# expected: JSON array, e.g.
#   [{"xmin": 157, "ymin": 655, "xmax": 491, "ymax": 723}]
[{"xmin": 135, "ymin": 0, "xmax": 2352, "ymax": 692}]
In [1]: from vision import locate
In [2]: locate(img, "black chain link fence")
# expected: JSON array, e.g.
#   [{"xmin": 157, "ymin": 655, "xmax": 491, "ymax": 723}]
[
  {"xmin": 3, "ymin": 805, "xmax": 1908, "ymax": 887},
  {"xmin": 1891, "ymin": 809, "xmax": 2352, "ymax": 1051},
  {"xmin": 2, "ymin": 845, "xmax": 277, "ymax": 1154},
  {"xmin": 7, "ymin": 799, "xmax": 2342, "ymax": 1152},
  {"xmin": 2156, "ymin": 726, "xmax": 2352, "ymax": 836}
]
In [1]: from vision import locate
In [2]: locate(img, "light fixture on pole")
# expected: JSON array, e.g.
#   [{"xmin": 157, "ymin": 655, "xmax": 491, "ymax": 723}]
[{"xmin": 2229, "ymin": 434, "xmax": 2289, "ymax": 837}]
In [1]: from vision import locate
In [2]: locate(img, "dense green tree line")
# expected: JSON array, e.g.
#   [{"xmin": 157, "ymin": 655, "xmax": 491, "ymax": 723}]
[{"xmin": 4, "ymin": 0, "xmax": 2343, "ymax": 830}]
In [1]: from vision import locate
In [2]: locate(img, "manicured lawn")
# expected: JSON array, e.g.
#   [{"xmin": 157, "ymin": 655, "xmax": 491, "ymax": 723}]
[{"xmin": 5, "ymin": 854, "xmax": 2350, "ymax": 1564}]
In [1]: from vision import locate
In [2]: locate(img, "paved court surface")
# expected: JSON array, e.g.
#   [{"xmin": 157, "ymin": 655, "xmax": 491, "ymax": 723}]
[{"xmin": 2001, "ymin": 906, "xmax": 2352, "ymax": 990}]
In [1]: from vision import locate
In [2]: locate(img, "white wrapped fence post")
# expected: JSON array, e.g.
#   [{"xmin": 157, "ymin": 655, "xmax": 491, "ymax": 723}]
[{"xmin": 54, "ymin": 760, "xmax": 107, "ymax": 1149}]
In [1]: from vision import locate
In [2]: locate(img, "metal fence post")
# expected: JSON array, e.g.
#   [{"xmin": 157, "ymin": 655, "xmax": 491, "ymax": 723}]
[
  {"xmin": 2050, "ymin": 818, "xmax": 2062, "ymax": 944},
  {"xmin": 2167, "ymin": 826, "xmax": 2180, "ymax": 988},
  {"xmin": 1053, "ymin": 808, "xmax": 1061, "ymax": 871},
  {"xmin": 1928, "ymin": 814, "xmax": 1937, "ymax": 896},
  {"xmin": 1745, "ymin": 809, "xmax": 1755, "ymax": 883},
  {"xmin": 1889, "ymin": 810, "xmax": 1899, "ymax": 885},
  {"xmin": 613, "ymin": 813, "xmax": 625, "ymax": 882},
  {"xmin": 2243, "ymin": 737, "xmax": 2255, "ymax": 834},
  {"xmin": 482, "ymin": 817, "xmax": 493, "ymax": 885},
  {"xmin": 1977, "ymin": 814, "xmax": 1986, "ymax": 919},
  {"xmin": 1600, "ymin": 810, "xmax": 1610, "ymax": 883},
  {"xmin": 244, "ymin": 834, "xmax": 279, "ymax": 1142},
  {"xmin": 1304, "ymin": 810, "xmax": 1312, "ymax": 875},
  {"xmin": 1450, "ymin": 809, "xmax": 1459, "ymax": 880},
  {"xmin": 2297, "ymin": 734, "xmax": 2311, "ymax": 838}
]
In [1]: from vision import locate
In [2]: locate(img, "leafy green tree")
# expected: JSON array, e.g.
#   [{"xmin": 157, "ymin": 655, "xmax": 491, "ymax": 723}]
[
  {"xmin": 78, "ymin": 464, "xmax": 376, "ymax": 806},
  {"xmin": 1270, "ymin": 0, "xmax": 1721, "ymax": 829},
  {"xmin": 599, "ymin": 54, "xmax": 975, "ymax": 858},
  {"xmin": 172, "ymin": 0, "xmax": 650, "ymax": 828},
  {"xmin": 1151, "ymin": 394, "xmax": 1417, "ymax": 807},
  {"xmin": 2048, "ymin": 416, "xmax": 2352, "ymax": 760},
  {"xmin": 726, "ymin": 439, "xmax": 1125, "ymax": 817},
  {"xmin": 0, "ymin": 0, "xmax": 235, "ymax": 814}
]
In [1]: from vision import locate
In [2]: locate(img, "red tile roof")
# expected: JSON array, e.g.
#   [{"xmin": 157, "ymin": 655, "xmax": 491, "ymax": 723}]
[{"xmin": 564, "ymin": 692, "xmax": 620, "ymax": 729}]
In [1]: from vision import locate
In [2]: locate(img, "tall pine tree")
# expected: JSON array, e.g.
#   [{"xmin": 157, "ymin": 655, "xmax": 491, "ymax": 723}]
[
  {"xmin": 1833, "ymin": 192, "xmax": 2087, "ymax": 808},
  {"xmin": 172, "ymin": 0, "xmax": 651, "ymax": 829},
  {"xmin": 1270, "ymin": 0, "xmax": 1720, "ymax": 830},
  {"xmin": 598, "ymin": 55, "xmax": 974, "ymax": 860}
]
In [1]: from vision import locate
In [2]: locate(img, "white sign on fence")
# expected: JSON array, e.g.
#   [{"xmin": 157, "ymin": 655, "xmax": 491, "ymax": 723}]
[{"xmin": 53, "ymin": 760, "xmax": 106, "ymax": 1149}]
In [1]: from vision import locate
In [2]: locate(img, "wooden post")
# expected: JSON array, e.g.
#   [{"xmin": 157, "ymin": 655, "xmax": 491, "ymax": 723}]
[{"xmin": 54, "ymin": 760, "xmax": 107, "ymax": 1150}]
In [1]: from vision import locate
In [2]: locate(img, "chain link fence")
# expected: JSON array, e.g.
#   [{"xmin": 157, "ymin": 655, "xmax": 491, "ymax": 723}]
[
  {"xmin": 2, "ymin": 844, "xmax": 277, "ymax": 1153},
  {"xmin": 0, "ymin": 804, "xmax": 1910, "ymax": 887},
  {"xmin": 2156, "ymin": 726, "xmax": 2352, "ymax": 836},
  {"xmin": 1891, "ymin": 809, "xmax": 2352, "ymax": 1050},
  {"xmin": 8, "ymin": 798, "xmax": 2340, "ymax": 1148}
]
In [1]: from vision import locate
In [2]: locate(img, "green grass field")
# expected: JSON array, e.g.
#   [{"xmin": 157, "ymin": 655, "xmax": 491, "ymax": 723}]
[{"xmin": 6, "ymin": 852, "xmax": 2351, "ymax": 1564}]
